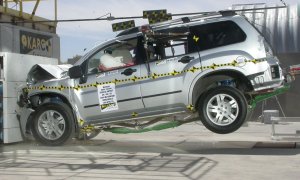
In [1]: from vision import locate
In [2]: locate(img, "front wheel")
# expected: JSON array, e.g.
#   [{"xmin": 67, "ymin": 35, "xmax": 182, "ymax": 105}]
[
  {"xmin": 31, "ymin": 102, "xmax": 75, "ymax": 146},
  {"xmin": 198, "ymin": 86, "xmax": 247, "ymax": 134}
]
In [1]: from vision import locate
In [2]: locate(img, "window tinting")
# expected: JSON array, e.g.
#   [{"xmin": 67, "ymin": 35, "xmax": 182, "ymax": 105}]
[{"xmin": 188, "ymin": 21, "xmax": 246, "ymax": 52}]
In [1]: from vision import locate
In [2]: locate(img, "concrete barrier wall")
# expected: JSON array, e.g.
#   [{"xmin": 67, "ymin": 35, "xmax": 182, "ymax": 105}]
[{"xmin": 0, "ymin": 53, "xmax": 58, "ymax": 143}]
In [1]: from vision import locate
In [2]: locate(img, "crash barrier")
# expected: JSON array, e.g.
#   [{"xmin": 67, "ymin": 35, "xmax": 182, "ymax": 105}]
[
  {"xmin": 26, "ymin": 58, "xmax": 267, "ymax": 92},
  {"xmin": 1, "ymin": 53, "xmax": 59, "ymax": 143},
  {"xmin": 270, "ymin": 117, "xmax": 300, "ymax": 140}
]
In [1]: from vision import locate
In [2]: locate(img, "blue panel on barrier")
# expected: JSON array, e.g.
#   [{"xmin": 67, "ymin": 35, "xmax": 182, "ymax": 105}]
[{"xmin": 0, "ymin": 81, "xmax": 3, "ymax": 143}]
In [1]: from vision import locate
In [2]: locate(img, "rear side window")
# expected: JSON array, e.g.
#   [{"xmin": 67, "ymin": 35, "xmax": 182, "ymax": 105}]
[{"xmin": 188, "ymin": 21, "xmax": 246, "ymax": 52}]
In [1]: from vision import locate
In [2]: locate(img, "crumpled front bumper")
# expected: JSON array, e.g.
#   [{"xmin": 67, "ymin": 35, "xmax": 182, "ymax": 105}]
[
  {"xmin": 16, "ymin": 85, "xmax": 35, "ymax": 139},
  {"xmin": 17, "ymin": 107, "xmax": 35, "ymax": 139}
]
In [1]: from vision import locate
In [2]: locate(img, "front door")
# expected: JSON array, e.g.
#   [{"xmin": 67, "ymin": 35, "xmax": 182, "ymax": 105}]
[{"xmin": 74, "ymin": 37, "xmax": 145, "ymax": 123}]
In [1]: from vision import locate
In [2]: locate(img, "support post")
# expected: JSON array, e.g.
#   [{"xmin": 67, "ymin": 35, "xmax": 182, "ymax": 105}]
[
  {"xmin": 5, "ymin": 0, "xmax": 7, "ymax": 12},
  {"xmin": 30, "ymin": 0, "xmax": 40, "ymax": 19},
  {"xmin": 54, "ymin": 0, "xmax": 57, "ymax": 25},
  {"xmin": 19, "ymin": 0, "xmax": 23, "ymax": 17}
]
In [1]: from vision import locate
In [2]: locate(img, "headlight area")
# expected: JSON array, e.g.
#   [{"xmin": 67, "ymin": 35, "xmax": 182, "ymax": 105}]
[
  {"xmin": 26, "ymin": 74, "xmax": 36, "ymax": 86},
  {"xmin": 26, "ymin": 64, "xmax": 57, "ymax": 86},
  {"xmin": 17, "ymin": 88, "xmax": 30, "ymax": 108}
]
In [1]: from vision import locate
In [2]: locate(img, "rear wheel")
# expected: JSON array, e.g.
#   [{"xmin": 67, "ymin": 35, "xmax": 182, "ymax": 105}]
[
  {"xmin": 31, "ymin": 102, "xmax": 75, "ymax": 146},
  {"xmin": 198, "ymin": 86, "xmax": 247, "ymax": 134}
]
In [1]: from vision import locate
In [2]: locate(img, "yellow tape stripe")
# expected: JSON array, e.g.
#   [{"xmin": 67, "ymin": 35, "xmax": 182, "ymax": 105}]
[{"xmin": 26, "ymin": 59, "xmax": 266, "ymax": 91}]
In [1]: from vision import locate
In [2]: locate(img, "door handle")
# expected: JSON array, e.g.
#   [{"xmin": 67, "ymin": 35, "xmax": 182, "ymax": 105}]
[
  {"xmin": 121, "ymin": 68, "xmax": 137, "ymax": 76},
  {"xmin": 178, "ymin": 56, "xmax": 194, "ymax": 64}
]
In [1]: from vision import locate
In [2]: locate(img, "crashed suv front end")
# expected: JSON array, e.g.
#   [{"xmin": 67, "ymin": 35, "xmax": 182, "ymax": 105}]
[{"xmin": 17, "ymin": 64, "xmax": 73, "ymax": 139}]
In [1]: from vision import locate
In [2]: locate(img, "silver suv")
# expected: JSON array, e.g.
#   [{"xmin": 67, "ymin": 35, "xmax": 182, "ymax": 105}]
[{"xmin": 18, "ymin": 12, "xmax": 286, "ymax": 145}]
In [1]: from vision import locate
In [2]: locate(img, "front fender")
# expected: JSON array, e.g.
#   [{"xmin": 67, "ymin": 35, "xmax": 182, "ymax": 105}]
[
  {"xmin": 17, "ymin": 107, "xmax": 35, "ymax": 139},
  {"xmin": 27, "ymin": 91, "xmax": 83, "ymax": 134}
]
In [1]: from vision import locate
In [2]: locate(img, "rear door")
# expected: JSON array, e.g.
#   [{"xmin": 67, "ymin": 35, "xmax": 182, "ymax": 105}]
[{"xmin": 140, "ymin": 28, "xmax": 197, "ymax": 114}]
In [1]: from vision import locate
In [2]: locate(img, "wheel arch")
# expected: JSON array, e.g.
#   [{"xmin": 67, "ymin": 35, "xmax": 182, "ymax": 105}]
[
  {"xmin": 190, "ymin": 70, "xmax": 253, "ymax": 109},
  {"xmin": 26, "ymin": 92, "xmax": 79, "ymax": 135}
]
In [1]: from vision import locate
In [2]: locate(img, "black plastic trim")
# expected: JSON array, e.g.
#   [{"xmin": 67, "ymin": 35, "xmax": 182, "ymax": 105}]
[{"xmin": 84, "ymin": 90, "xmax": 182, "ymax": 108}]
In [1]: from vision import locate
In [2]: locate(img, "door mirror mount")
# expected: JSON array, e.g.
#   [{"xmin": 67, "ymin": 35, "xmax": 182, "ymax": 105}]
[{"xmin": 68, "ymin": 65, "xmax": 83, "ymax": 79}]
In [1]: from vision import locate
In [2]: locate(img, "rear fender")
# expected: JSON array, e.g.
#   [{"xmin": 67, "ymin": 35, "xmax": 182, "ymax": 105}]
[{"xmin": 188, "ymin": 69, "xmax": 253, "ymax": 109}]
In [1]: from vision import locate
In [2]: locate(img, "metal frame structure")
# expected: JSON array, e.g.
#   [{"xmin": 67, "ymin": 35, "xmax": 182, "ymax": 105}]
[
  {"xmin": 0, "ymin": 0, "xmax": 57, "ymax": 28},
  {"xmin": 3, "ymin": 0, "xmax": 57, "ymax": 20},
  {"xmin": 0, "ymin": 0, "xmax": 57, "ymax": 33}
]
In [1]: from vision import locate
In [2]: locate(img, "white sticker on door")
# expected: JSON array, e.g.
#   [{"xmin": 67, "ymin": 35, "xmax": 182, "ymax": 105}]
[{"xmin": 97, "ymin": 83, "xmax": 119, "ymax": 112}]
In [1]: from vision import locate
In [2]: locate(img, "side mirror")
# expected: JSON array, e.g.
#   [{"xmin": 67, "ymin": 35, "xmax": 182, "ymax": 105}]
[{"xmin": 68, "ymin": 65, "xmax": 83, "ymax": 79}]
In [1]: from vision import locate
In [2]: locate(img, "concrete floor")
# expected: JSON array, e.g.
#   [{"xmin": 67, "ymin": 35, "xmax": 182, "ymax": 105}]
[{"xmin": 1, "ymin": 122, "xmax": 300, "ymax": 180}]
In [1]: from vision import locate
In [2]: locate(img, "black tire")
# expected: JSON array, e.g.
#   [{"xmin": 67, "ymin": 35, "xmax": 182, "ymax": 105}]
[
  {"xmin": 31, "ymin": 102, "xmax": 75, "ymax": 146},
  {"xmin": 76, "ymin": 129, "xmax": 101, "ymax": 140},
  {"xmin": 198, "ymin": 86, "xmax": 247, "ymax": 134}
]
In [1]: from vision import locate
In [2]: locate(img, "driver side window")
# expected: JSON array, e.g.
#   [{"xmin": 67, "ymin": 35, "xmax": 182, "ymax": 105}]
[{"xmin": 87, "ymin": 37, "xmax": 143, "ymax": 74}]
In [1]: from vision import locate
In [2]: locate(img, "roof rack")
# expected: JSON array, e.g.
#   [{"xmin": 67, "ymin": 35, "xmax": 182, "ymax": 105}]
[
  {"xmin": 150, "ymin": 11, "xmax": 223, "ymax": 30},
  {"xmin": 150, "ymin": 5, "xmax": 286, "ymax": 30},
  {"xmin": 150, "ymin": 5, "xmax": 287, "ymax": 29}
]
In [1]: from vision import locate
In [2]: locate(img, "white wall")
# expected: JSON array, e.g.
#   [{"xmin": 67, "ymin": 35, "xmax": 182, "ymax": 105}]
[{"xmin": 1, "ymin": 52, "xmax": 58, "ymax": 143}]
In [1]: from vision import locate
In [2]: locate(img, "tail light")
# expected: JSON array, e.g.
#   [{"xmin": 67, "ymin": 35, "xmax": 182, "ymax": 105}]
[
  {"xmin": 270, "ymin": 65, "xmax": 280, "ymax": 79},
  {"xmin": 263, "ymin": 40, "xmax": 274, "ymax": 57}
]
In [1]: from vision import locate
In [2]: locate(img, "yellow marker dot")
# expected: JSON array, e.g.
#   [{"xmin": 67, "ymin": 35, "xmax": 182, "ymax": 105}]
[{"xmin": 193, "ymin": 35, "xmax": 199, "ymax": 42}]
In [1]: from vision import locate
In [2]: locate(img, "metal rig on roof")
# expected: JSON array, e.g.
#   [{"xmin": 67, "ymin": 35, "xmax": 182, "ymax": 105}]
[
  {"xmin": 111, "ymin": 6, "xmax": 288, "ymax": 33},
  {"xmin": 0, "ymin": 0, "xmax": 57, "ymax": 32}
]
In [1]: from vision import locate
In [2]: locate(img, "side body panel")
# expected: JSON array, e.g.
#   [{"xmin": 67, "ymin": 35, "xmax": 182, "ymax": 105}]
[
  {"xmin": 140, "ymin": 54, "xmax": 200, "ymax": 108},
  {"xmin": 73, "ymin": 65, "xmax": 145, "ymax": 124}
]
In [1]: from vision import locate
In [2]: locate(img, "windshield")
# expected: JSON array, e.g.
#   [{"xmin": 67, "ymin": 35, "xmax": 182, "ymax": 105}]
[
  {"xmin": 73, "ymin": 45, "xmax": 100, "ymax": 66},
  {"xmin": 73, "ymin": 38, "xmax": 117, "ymax": 66}
]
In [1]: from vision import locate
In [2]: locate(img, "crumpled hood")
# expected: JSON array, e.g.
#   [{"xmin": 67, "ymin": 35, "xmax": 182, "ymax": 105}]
[
  {"xmin": 27, "ymin": 64, "xmax": 72, "ymax": 84},
  {"xmin": 36, "ymin": 64, "xmax": 72, "ymax": 78}
]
